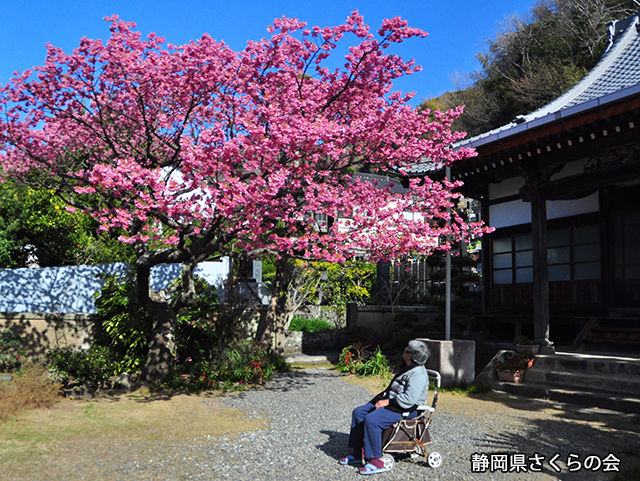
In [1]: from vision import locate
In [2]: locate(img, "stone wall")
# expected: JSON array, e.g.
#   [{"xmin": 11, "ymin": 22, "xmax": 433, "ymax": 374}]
[
  {"xmin": 0, "ymin": 312, "xmax": 94, "ymax": 358},
  {"xmin": 282, "ymin": 329, "xmax": 346, "ymax": 354},
  {"xmin": 1, "ymin": 306, "xmax": 267, "ymax": 359},
  {"xmin": 346, "ymin": 303, "xmax": 441, "ymax": 335}
]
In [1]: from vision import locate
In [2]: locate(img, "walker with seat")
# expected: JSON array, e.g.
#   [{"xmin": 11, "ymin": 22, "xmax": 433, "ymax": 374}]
[{"xmin": 379, "ymin": 369, "xmax": 443, "ymax": 470}]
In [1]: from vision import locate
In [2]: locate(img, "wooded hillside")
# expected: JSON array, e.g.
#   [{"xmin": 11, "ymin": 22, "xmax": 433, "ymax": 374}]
[{"xmin": 423, "ymin": 0, "xmax": 640, "ymax": 137}]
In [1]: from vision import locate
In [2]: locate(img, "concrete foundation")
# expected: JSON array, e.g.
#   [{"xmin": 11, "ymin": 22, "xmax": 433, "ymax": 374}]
[
  {"xmin": 418, "ymin": 338, "xmax": 476, "ymax": 387},
  {"xmin": 282, "ymin": 329, "xmax": 345, "ymax": 354}
]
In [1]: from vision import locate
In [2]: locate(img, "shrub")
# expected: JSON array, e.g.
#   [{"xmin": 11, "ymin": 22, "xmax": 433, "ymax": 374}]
[
  {"xmin": 358, "ymin": 347, "xmax": 391, "ymax": 377},
  {"xmin": 337, "ymin": 344, "xmax": 391, "ymax": 378},
  {"xmin": 0, "ymin": 362, "xmax": 62, "ymax": 422},
  {"xmin": 93, "ymin": 269, "xmax": 222, "ymax": 374},
  {"xmin": 47, "ymin": 345, "xmax": 119, "ymax": 387},
  {"xmin": 93, "ymin": 271, "xmax": 152, "ymax": 374},
  {"xmin": 174, "ymin": 277, "xmax": 220, "ymax": 365},
  {"xmin": 0, "ymin": 329, "xmax": 24, "ymax": 372},
  {"xmin": 164, "ymin": 340, "xmax": 290, "ymax": 392},
  {"xmin": 288, "ymin": 317, "xmax": 334, "ymax": 332}
]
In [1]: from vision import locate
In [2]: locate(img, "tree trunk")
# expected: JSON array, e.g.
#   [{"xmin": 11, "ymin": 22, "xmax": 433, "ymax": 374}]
[
  {"xmin": 257, "ymin": 258, "xmax": 287, "ymax": 351},
  {"xmin": 139, "ymin": 301, "xmax": 176, "ymax": 384},
  {"xmin": 136, "ymin": 262, "xmax": 177, "ymax": 384}
]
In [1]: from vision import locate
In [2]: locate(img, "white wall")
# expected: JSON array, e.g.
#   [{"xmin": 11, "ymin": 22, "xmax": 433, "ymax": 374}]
[
  {"xmin": 489, "ymin": 192, "xmax": 599, "ymax": 228},
  {"xmin": 0, "ymin": 259, "xmax": 229, "ymax": 314}
]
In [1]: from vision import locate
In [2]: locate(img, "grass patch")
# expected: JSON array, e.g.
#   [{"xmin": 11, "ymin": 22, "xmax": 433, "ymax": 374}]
[
  {"xmin": 340, "ymin": 372, "xmax": 391, "ymax": 395},
  {"xmin": 438, "ymin": 382, "xmax": 492, "ymax": 395},
  {"xmin": 0, "ymin": 363, "xmax": 62, "ymax": 423},
  {"xmin": 288, "ymin": 316, "xmax": 334, "ymax": 332},
  {"xmin": 0, "ymin": 386, "xmax": 265, "ymax": 473}
]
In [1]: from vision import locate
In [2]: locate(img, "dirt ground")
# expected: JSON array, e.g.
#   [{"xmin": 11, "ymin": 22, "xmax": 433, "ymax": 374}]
[{"xmin": 1, "ymin": 372, "xmax": 639, "ymax": 481}]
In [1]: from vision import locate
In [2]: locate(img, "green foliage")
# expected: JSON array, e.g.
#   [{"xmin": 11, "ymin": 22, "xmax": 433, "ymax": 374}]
[
  {"xmin": 262, "ymin": 256, "xmax": 376, "ymax": 311},
  {"xmin": 58, "ymin": 269, "xmax": 287, "ymax": 392},
  {"xmin": 174, "ymin": 277, "xmax": 221, "ymax": 365},
  {"xmin": 0, "ymin": 330, "xmax": 24, "ymax": 372},
  {"xmin": 163, "ymin": 340, "xmax": 290, "ymax": 392},
  {"xmin": 93, "ymin": 271, "xmax": 152, "ymax": 374},
  {"xmin": 288, "ymin": 316, "xmax": 334, "ymax": 332},
  {"xmin": 358, "ymin": 347, "xmax": 391, "ymax": 377},
  {"xmin": 0, "ymin": 180, "xmax": 134, "ymax": 268},
  {"xmin": 47, "ymin": 345, "xmax": 119, "ymax": 386},
  {"xmin": 309, "ymin": 260, "xmax": 377, "ymax": 309},
  {"xmin": 261, "ymin": 255, "xmax": 277, "ymax": 288},
  {"xmin": 92, "ymin": 269, "xmax": 224, "ymax": 373},
  {"xmin": 337, "ymin": 344, "xmax": 391, "ymax": 378}
]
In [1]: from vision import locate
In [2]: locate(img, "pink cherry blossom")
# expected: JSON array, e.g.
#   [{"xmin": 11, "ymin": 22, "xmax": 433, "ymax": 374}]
[{"xmin": 0, "ymin": 12, "xmax": 492, "ymax": 381}]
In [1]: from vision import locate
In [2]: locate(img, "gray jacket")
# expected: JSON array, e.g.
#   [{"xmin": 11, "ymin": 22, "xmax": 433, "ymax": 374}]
[{"xmin": 377, "ymin": 364, "xmax": 429, "ymax": 412}]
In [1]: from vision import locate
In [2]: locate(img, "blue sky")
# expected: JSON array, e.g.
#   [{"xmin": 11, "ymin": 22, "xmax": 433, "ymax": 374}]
[{"xmin": 0, "ymin": 0, "xmax": 535, "ymax": 105}]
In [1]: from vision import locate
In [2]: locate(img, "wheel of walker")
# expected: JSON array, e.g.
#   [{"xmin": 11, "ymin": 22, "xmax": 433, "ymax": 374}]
[
  {"xmin": 381, "ymin": 453, "xmax": 395, "ymax": 470},
  {"xmin": 427, "ymin": 451, "xmax": 443, "ymax": 468}
]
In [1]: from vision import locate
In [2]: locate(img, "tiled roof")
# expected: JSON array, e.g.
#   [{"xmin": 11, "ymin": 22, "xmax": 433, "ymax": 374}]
[
  {"xmin": 407, "ymin": 11, "xmax": 640, "ymax": 175},
  {"xmin": 355, "ymin": 172, "xmax": 408, "ymax": 193},
  {"xmin": 523, "ymin": 13, "xmax": 640, "ymax": 117}
]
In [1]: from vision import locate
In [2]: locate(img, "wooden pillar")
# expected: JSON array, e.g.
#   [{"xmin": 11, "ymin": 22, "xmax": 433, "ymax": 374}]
[
  {"xmin": 530, "ymin": 186, "xmax": 552, "ymax": 346},
  {"xmin": 520, "ymin": 170, "xmax": 553, "ymax": 348}
]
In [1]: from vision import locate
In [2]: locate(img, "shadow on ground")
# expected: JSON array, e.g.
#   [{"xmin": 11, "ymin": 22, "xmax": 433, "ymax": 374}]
[
  {"xmin": 467, "ymin": 392, "xmax": 640, "ymax": 480},
  {"xmin": 317, "ymin": 430, "xmax": 349, "ymax": 461}
]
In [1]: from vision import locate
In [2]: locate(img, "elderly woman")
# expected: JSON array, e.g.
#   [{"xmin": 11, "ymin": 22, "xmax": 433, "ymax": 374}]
[{"xmin": 340, "ymin": 340, "xmax": 430, "ymax": 475}]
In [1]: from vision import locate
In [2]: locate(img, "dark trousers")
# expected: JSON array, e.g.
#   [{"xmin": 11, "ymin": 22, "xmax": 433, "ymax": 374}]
[{"xmin": 348, "ymin": 402, "xmax": 418, "ymax": 459}]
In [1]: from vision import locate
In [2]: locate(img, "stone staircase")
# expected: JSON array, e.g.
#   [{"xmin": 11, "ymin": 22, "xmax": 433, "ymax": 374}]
[
  {"xmin": 484, "ymin": 350, "xmax": 640, "ymax": 414},
  {"xmin": 574, "ymin": 316, "xmax": 640, "ymax": 354}
]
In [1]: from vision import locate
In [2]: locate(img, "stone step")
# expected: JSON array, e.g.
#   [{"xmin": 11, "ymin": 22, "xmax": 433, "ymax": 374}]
[
  {"xmin": 575, "ymin": 317, "xmax": 640, "ymax": 353},
  {"xmin": 496, "ymin": 381, "xmax": 640, "ymax": 414},
  {"xmin": 480, "ymin": 350, "xmax": 640, "ymax": 413},
  {"xmin": 531, "ymin": 353, "xmax": 640, "ymax": 376},
  {"xmin": 591, "ymin": 326, "xmax": 640, "ymax": 334},
  {"xmin": 594, "ymin": 317, "xmax": 640, "ymax": 327},
  {"xmin": 523, "ymin": 367, "xmax": 640, "ymax": 396},
  {"xmin": 582, "ymin": 338, "xmax": 640, "ymax": 354}
]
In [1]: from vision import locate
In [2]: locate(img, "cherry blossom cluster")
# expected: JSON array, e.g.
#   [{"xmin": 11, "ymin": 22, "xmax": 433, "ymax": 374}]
[{"xmin": 0, "ymin": 11, "xmax": 490, "ymax": 264}]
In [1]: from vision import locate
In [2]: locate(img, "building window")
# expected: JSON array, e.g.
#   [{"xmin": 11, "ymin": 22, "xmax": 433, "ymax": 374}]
[
  {"xmin": 615, "ymin": 210, "xmax": 640, "ymax": 280},
  {"xmin": 493, "ymin": 224, "xmax": 600, "ymax": 285},
  {"xmin": 548, "ymin": 225, "xmax": 600, "ymax": 281},
  {"xmin": 492, "ymin": 234, "xmax": 532, "ymax": 284}
]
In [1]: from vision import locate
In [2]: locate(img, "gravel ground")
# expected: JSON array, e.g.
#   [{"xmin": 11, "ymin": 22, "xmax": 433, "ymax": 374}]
[
  {"xmin": 9, "ymin": 366, "xmax": 639, "ymax": 480},
  {"xmin": 206, "ymin": 367, "xmax": 639, "ymax": 481}
]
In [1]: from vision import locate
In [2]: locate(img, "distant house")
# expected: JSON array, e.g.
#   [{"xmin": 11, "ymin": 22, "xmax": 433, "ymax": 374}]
[{"xmin": 410, "ymin": 12, "xmax": 640, "ymax": 348}]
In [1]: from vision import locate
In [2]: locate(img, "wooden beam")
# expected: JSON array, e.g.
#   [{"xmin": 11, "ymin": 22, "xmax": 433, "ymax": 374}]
[{"xmin": 473, "ymin": 96, "xmax": 640, "ymax": 158}]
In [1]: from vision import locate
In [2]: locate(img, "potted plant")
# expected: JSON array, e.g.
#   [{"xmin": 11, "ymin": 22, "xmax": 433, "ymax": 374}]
[
  {"xmin": 504, "ymin": 349, "xmax": 535, "ymax": 369},
  {"xmin": 494, "ymin": 351, "xmax": 531, "ymax": 384},
  {"xmin": 515, "ymin": 335, "xmax": 540, "ymax": 354}
]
